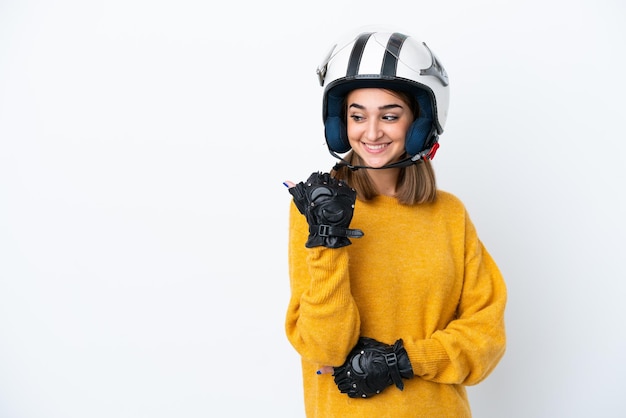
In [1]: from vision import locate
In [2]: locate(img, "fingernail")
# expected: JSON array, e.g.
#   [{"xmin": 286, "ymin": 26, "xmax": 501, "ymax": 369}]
[
  {"xmin": 283, "ymin": 182, "xmax": 289, "ymax": 188},
  {"xmin": 316, "ymin": 370, "xmax": 322, "ymax": 375}
]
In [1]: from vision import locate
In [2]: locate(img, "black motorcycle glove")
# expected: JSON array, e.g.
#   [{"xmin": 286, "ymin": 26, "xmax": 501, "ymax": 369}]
[
  {"xmin": 333, "ymin": 336, "xmax": 414, "ymax": 398},
  {"xmin": 288, "ymin": 172, "xmax": 364, "ymax": 248}
]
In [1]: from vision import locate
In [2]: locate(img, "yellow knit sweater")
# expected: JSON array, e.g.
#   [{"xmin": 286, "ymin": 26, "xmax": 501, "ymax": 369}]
[{"xmin": 285, "ymin": 191, "xmax": 507, "ymax": 418}]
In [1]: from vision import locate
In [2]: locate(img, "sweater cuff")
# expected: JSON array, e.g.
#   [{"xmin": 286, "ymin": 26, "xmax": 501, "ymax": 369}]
[{"xmin": 406, "ymin": 339, "xmax": 451, "ymax": 380}]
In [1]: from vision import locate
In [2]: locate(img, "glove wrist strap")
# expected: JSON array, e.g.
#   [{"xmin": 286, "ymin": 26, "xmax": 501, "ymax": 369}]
[
  {"xmin": 312, "ymin": 224, "xmax": 365, "ymax": 239},
  {"xmin": 385, "ymin": 352, "xmax": 405, "ymax": 390}
]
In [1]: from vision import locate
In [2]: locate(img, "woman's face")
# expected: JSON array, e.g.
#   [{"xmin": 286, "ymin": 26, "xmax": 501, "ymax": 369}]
[{"xmin": 345, "ymin": 88, "xmax": 413, "ymax": 169}]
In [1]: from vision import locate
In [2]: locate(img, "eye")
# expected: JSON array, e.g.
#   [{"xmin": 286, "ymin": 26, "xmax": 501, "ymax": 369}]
[
  {"xmin": 382, "ymin": 114, "xmax": 399, "ymax": 121},
  {"xmin": 349, "ymin": 114, "xmax": 365, "ymax": 122}
]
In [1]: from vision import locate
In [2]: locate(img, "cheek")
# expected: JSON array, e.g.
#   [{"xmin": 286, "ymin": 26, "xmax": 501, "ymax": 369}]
[
  {"xmin": 346, "ymin": 122, "xmax": 361, "ymax": 142},
  {"xmin": 391, "ymin": 124, "xmax": 410, "ymax": 144}
]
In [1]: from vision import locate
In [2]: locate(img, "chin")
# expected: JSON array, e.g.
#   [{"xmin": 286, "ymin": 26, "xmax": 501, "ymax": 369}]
[{"xmin": 362, "ymin": 160, "xmax": 394, "ymax": 169}]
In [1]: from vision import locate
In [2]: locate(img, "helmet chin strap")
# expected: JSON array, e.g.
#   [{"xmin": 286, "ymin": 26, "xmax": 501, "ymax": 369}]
[{"xmin": 330, "ymin": 142, "xmax": 439, "ymax": 171}]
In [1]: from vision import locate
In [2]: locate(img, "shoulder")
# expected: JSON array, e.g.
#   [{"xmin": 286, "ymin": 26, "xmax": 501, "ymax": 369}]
[{"xmin": 434, "ymin": 190, "xmax": 467, "ymax": 212}]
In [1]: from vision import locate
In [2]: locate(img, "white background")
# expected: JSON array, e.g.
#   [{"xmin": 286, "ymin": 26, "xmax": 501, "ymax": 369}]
[{"xmin": 1, "ymin": 0, "xmax": 625, "ymax": 417}]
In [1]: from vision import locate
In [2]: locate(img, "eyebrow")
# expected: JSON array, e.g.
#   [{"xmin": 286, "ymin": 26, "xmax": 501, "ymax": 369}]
[{"xmin": 348, "ymin": 103, "xmax": 404, "ymax": 111}]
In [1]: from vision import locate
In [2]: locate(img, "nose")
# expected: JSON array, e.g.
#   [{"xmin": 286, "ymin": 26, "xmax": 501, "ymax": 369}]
[{"xmin": 364, "ymin": 119, "xmax": 383, "ymax": 141}]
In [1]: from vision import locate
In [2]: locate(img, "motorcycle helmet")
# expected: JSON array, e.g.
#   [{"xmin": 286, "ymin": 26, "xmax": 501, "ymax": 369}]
[{"xmin": 317, "ymin": 27, "xmax": 450, "ymax": 160}]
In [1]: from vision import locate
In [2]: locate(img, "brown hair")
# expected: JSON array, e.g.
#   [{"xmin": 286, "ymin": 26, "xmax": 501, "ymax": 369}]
[{"xmin": 330, "ymin": 89, "xmax": 437, "ymax": 205}]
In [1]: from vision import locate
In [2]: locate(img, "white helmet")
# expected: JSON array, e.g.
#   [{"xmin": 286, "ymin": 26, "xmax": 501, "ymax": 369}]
[{"xmin": 317, "ymin": 28, "xmax": 450, "ymax": 159}]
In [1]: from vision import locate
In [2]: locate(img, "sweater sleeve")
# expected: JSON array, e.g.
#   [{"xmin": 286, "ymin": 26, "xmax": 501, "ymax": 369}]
[
  {"xmin": 284, "ymin": 202, "xmax": 361, "ymax": 366},
  {"xmin": 406, "ymin": 209, "xmax": 507, "ymax": 386}
]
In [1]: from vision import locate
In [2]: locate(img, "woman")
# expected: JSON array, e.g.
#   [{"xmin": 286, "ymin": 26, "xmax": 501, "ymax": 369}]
[{"xmin": 284, "ymin": 28, "xmax": 506, "ymax": 417}]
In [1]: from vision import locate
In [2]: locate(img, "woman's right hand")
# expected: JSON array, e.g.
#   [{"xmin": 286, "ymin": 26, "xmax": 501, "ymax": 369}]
[{"xmin": 284, "ymin": 172, "xmax": 363, "ymax": 249}]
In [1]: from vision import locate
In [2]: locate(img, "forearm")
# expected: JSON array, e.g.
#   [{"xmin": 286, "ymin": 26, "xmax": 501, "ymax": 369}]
[
  {"xmin": 405, "ymin": 310, "xmax": 506, "ymax": 386},
  {"xmin": 286, "ymin": 246, "xmax": 361, "ymax": 366}
]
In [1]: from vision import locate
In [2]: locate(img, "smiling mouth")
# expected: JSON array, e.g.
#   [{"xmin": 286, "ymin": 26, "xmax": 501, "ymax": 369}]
[{"xmin": 362, "ymin": 142, "xmax": 390, "ymax": 151}]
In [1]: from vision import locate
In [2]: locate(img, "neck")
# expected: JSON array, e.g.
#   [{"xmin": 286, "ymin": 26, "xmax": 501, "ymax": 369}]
[{"xmin": 368, "ymin": 167, "xmax": 401, "ymax": 197}]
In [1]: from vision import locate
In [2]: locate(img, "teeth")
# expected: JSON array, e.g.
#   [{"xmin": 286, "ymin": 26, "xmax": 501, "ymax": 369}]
[{"xmin": 364, "ymin": 143, "xmax": 387, "ymax": 150}]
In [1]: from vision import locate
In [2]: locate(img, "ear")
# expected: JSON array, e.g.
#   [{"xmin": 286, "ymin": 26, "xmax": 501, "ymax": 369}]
[{"xmin": 324, "ymin": 116, "xmax": 351, "ymax": 153}]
